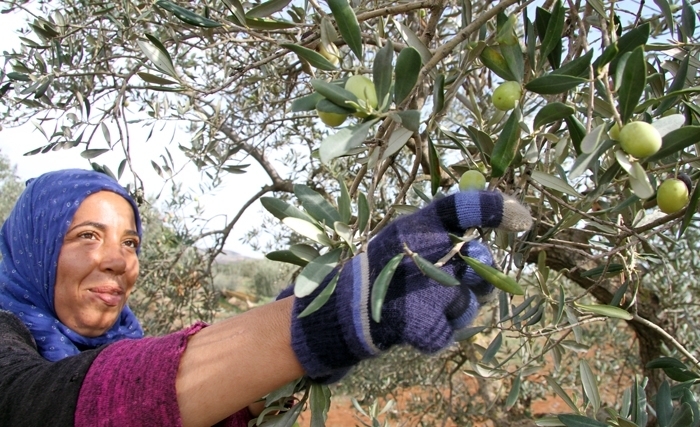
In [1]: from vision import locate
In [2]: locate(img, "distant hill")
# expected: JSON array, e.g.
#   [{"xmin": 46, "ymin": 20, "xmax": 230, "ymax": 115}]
[{"xmin": 214, "ymin": 250, "xmax": 250, "ymax": 264}]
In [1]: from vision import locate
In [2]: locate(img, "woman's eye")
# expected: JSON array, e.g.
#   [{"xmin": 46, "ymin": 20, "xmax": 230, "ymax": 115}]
[
  {"xmin": 124, "ymin": 239, "xmax": 139, "ymax": 248},
  {"xmin": 78, "ymin": 232, "xmax": 96, "ymax": 239}
]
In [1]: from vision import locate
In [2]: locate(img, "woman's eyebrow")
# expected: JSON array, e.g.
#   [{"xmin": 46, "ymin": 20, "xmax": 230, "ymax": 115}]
[
  {"xmin": 67, "ymin": 221, "xmax": 139, "ymax": 237},
  {"xmin": 68, "ymin": 221, "xmax": 106, "ymax": 233}
]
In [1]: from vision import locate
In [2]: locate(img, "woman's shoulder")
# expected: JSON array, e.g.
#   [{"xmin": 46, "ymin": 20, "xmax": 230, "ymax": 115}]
[{"xmin": 0, "ymin": 310, "xmax": 37, "ymax": 350}]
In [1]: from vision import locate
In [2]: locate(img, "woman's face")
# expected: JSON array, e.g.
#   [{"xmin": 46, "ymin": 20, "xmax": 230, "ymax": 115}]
[{"xmin": 54, "ymin": 191, "xmax": 140, "ymax": 337}]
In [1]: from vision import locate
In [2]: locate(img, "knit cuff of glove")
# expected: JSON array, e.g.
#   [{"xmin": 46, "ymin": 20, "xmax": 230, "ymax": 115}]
[{"xmin": 290, "ymin": 253, "xmax": 380, "ymax": 383}]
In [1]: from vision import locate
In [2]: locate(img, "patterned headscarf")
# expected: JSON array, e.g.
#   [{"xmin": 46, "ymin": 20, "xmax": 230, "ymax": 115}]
[{"xmin": 0, "ymin": 169, "xmax": 144, "ymax": 361}]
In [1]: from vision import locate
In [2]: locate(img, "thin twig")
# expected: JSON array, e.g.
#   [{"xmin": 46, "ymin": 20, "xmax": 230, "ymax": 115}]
[{"xmin": 632, "ymin": 314, "xmax": 700, "ymax": 369}]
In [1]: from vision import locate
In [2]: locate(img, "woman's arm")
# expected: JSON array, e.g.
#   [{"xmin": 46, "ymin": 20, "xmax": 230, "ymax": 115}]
[
  {"xmin": 0, "ymin": 311, "xmax": 103, "ymax": 427},
  {"xmin": 176, "ymin": 296, "xmax": 303, "ymax": 427},
  {"xmin": 75, "ymin": 297, "xmax": 303, "ymax": 427}
]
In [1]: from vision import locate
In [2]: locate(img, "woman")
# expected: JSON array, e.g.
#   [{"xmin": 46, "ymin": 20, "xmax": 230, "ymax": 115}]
[{"xmin": 0, "ymin": 169, "xmax": 531, "ymax": 426}]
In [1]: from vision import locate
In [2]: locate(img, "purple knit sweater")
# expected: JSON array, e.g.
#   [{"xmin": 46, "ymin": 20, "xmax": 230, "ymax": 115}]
[{"xmin": 75, "ymin": 322, "xmax": 252, "ymax": 427}]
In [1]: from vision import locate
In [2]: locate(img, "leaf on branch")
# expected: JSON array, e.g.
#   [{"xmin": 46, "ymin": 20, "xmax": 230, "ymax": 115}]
[
  {"xmin": 579, "ymin": 263, "xmax": 624, "ymax": 279},
  {"xmin": 411, "ymin": 253, "xmax": 460, "ymax": 286},
  {"xmin": 579, "ymin": 360, "xmax": 601, "ymax": 413},
  {"xmin": 391, "ymin": 110, "xmax": 421, "ymax": 132},
  {"xmin": 481, "ymin": 332, "xmax": 503, "ymax": 364},
  {"xmin": 545, "ymin": 376, "xmax": 579, "ymax": 413},
  {"xmin": 221, "ymin": 0, "xmax": 247, "ymax": 27},
  {"xmin": 246, "ymin": 0, "xmax": 292, "ymax": 18},
  {"xmin": 535, "ymin": 11, "xmax": 564, "ymax": 70},
  {"xmin": 6, "ymin": 72, "xmax": 30, "ymax": 81},
  {"xmin": 371, "ymin": 253, "xmax": 404, "ymax": 322},
  {"xmin": 394, "ymin": 47, "xmax": 421, "ymax": 105},
  {"xmin": 376, "ymin": 126, "xmax": 413, "ymax": 164},
  {"xmin": 454, "ymin": 326, "xmax": 486, "ymax": 342},
  {"xmin": 646, "ymin": 357, "xmax": 688, "ymax": 370},
  {"xmin": 461, "ymin": 126, "xmax": 494, "ymax": 159},
  {"xmin": 664, "ymin": 368, "xmax": 700, "ymax": 383},
  {"xmin": 490, "ymin": 108, "xmax": 521, "ymax": 178},
  {"xmin": 618, "ymin": 46, "xmax": 646, "ymax": 124},
  {"xmin": 310, "ymin": 79, "xmax": 358, "ymax": 108},
  {"xmin": 156, "ymin": 1, "xmax": 222, "ymax": 27},
  {"xmin": 574, "ymin": 303, "xmax": 633, "ymax": 320},
  {"xmin": 334, "ymin": 222, "xmax": 355, "ymax": 254},
  {"xmin": 138, "ymin": 35, "xmax": 177, "ymax": 78},
  {"xmin": 222, "ymin": 164, "xmax": 250, "ymax": 174},
  {"xmin": 280, "ymin": 43, "xmax": 337, "ymax": 71},
  {"xmin": 291, "ymin": 244, "xmax": 321, "ymax": 262},
  {"xmin": 461, "ymin": 255, "xmax": 524, "ymax": 295},
  {"xmin": 655, "ymin": 55, "xmax": 689, "ymax": 115},
  {"xmin": 80, "ymin": 148, "xmax": 109, "ymax": 159},
  {"xmin": 668, "ymin": 403, "xmax": 695, "ymax": 427},
  {"xmin": 137, "ymin": 72, "xmax": 178, "ymax": 85},
  {"xmin": 337, "ymin": 177, "xmax": 351, "ymax": 224},
  {"xmin": 538, "ymin": 0, "xmax": 565, "ymax": 70},
  {"xmin": 480, "ymin": 46, "xmax": 517, "ymax": 82},
  {"xmin": 373, "ymin": 40, "xmax": 394, "ymax": 113},
  {"xmin": 615, "ymin": 151, "xmax": 654, "ymax": 199},
  {"xmin": 651, "ymin": 114, "xmax": 686, "ymax": 137},
  {"xmin": 266, "ymin": 249, "xmax": 312, "ymax": 267},
  {"xmin": 319, "ymin": 119, "xmax": 377, "ymax": 164},
  {"xmin": 309, "ymin": 383, "xmax": 331, "ymax": 427},
  {"xmin": 500, "ymin": 42, "xmax": 524, "ymax": 84},
  {"xmin": 525, "ymin": 74, "xmax": 587, "ymax": 95},
  {"xmin": 552, "ymin": 49, "xmax": 594, "ymax": 78},
  {"xmin": 647, "ymin": 126, "xmax": 700, "ymax": 162},
  {"xmin": 530, "ymin": 170, "xmax": 581, "ymax": 197},
  {"xmin": 294, "ymin": 248, "xmax": 342, "ymax": 297},
  {"xmin": 680, "ymin": 0, "xmax": 696, "ymax": 41},
  {"xmin": 294, "ymin": 184, "xmax": 341, "ymax": 227},
  {"xmin": 679, "ymin": 175, "xmax": 700, "ymax": 238},
  {"xmin": 357, "ymin": 192, "xmax": 369, "ymax": 233},
  {"xmin": 260, "ymin": 197, "xmax": 312, "ymax": 222},
  {"xmin": 394, "ymin": 21, "xmax": 432, "ymax": 65},
  {"xmin": 291, "ymin": 93, "xmax": 324, "ymax": 112},
  {"xmin": 327, "ymin": 0, "xmax": 362, "ymax": 60},
  {"xmin": 505, "ymin": 373, "xmax": 521, "ymax": 409},
  {"xmin": 283, "ymin": 217, "xmax": 334, "ymax": 247},
  {"xmin": 228, "ymin": 16, "xmax": 296, "ymax": 29},
  {"xmin": 433, "ymin": 73, "xmax": 446, "ymax": 115},
  {"xmin": 607, "ymin": 22, "xmax": 650, "ymax": 74},
  {"xmin": 533, "ymin": 102, "xmax": 575, "ymax": 129},
  {"xmin": 298, "ymin": 271, "xmax": 339, "ymax": 317},
  {"xmin": 427, "ymin": 138, "xmax": 441, "ymax": 195},
  {"xmin": 569, "ymin": 140, "xmax": 615, "ymax": 180}
]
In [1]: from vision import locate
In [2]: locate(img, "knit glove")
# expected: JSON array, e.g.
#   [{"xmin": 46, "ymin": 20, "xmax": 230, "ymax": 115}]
[{"xmin": 286, "ymin": 190, "xmax": 532, "ymax": 383}]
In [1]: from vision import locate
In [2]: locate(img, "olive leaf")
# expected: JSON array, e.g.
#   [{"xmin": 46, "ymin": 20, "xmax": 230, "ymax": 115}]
[
  {"xmin": 327, "ymin": 0, "xmax": 362, "ymax": 59},
  {"xmin": 461, "ymin": 255, "xmax": 524, "ymax": 295},
  {"xmin": 370, "ymin": 253, "xmax": 404, "ymax": 322}
]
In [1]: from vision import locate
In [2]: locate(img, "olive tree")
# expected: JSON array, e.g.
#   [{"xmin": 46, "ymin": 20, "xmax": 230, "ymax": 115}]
[
  {"xmin": 1, "ymin": 0, "xmax": 699, "ymax": 425},
  {"xmin": 0, "ymin": 151, "xmax": 23, "ymax": 224}
]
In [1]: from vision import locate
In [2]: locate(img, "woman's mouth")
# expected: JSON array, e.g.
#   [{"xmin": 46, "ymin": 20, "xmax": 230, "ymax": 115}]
[{"xmin": 89, "ymin": 287, "xmax": 124, "ymax": 307}]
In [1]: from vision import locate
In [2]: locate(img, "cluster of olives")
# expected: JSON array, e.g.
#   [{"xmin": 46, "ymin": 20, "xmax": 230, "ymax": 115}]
[
  {"xmin": 609, "ymin": 121, "xmax": 690, "ymax": 214},
  {"xmin": 317, "ymin": 75, "xmax": 378, "ymax": 127}
]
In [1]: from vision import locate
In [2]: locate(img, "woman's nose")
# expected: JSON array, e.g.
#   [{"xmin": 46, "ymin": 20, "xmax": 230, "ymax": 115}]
[{"xmin": 99, "ymin": 240, "xmax": 128, "ymax": 274}]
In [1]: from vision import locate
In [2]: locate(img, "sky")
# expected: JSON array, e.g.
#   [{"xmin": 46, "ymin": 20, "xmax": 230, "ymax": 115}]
[{"xmin": 0, "ymin": 8, "xmax": 269, "ymax": 258}]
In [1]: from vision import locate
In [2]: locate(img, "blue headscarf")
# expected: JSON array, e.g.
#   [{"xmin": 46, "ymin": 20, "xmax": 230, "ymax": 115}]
[{"xmin": 0, "ymin": 169, "xmax": 144, "ymax": 361}]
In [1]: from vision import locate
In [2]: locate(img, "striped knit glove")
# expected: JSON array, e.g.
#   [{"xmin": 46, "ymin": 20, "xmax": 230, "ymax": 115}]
[{"xmin": 287, "ymin": 191, "xmax": 532, "ymax": 383}]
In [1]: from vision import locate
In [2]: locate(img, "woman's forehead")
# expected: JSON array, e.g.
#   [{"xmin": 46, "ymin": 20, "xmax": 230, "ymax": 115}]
[{"xmin": 71, "ymin": 191, "xmax": 137, "ymax": 227}]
